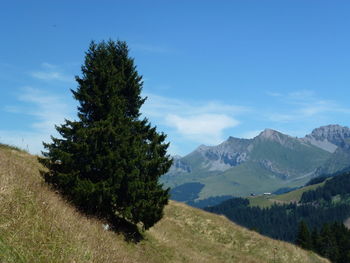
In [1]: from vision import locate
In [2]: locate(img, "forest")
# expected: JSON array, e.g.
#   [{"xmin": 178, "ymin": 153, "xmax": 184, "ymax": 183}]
[{"xmin": 206, "ymin": 172, "xmax": 350, "ymax": 263}]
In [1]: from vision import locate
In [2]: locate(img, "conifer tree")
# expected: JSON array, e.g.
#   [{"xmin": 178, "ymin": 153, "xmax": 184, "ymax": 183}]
[
  {"xmin": 311, "ymin": 227, "xmax": 319, "ymax": 250},
  {"xmin": 40, "ymin": 40, "xmax": 172, "ymax": 230},
  {"xmin": 296, "ymin": 221, "xmax": 312, "ymax": 250}
]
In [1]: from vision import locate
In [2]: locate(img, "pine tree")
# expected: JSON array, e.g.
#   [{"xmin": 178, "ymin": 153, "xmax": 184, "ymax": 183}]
[
  {"xmin": 311, "ymin": 227, "xmax": 319, "ymax": 251},
  {"xmin": 40, "ymin": 40, "xmax": 172, "ymax": 230},
  {"xmin": 318, "ymin": 223, "xmax": 340, "ymax": 263},
  {"xmin": 295, "ymin": 220, "xmax": 312, "ymax": 250}
]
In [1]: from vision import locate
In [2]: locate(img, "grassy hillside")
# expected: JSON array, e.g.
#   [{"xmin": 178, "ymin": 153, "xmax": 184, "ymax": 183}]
[
  {"xmin": 248, "ymin": 182, "xmax": 326, "ymax": 208},
  {"xmin": 199, "ymin": 161, "xmax": 282, "ymax": 198},
  {"xmin": 198, "ymin": 160, "xmax": 315, "ymax": 199},
  {"xmin": 316, "ymin": 147, "xmax": 350, "ymax": 176},
  {"xmin": 0, "ymin": 145, "xmax": 329, "ymax": 263}
]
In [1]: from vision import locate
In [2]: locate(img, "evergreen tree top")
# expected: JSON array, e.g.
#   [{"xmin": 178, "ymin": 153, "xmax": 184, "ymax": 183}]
[{"xmin": 73, "ymin": 40, "xmax": 145, "ymax": 124}]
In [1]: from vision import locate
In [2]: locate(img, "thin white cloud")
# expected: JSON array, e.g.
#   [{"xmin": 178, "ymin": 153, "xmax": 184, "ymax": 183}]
[
  {"xmin": 30, "ymin": 63, "xmax": 74, "ymax": 82},
  {"xmin": 287, "ymin": 90, "xmax": 315, "ymax": 101},
  {"xmin": 266, "ymin": 90, "xmax": 350, "ymax": 122},
  {"xmin": 298, "ymin": 100, "xmax": 350, "ymax": 116},
  {"xmin": 131, "ymin": 43, "xmax": 174, "ymax": 54},
  {"xmin": 31, "ymin": 71, "xmax": 72, "ymax": 82},
  {"xmin": 3, "ymin": 105, "xmax": 21, "ymax": 113},
  {"xmin": 166, "ymin": 113, "xmax": 239, "ymax": 145},
  {"xmin": 17, "ymin": 87, "xmax": 73, "ymax": 132},
  {"xmin": 41, "ymin": 62, "xmax": 56, "ymax": 69},
  {"xmin": 142, "ymin": 93, "xmax": 248, "ymax": 145},
  {"xmin": 143, "ymin": 93, "xmax": 248, "ymax": 117},
  {"xmin": 2, "ymin": 87, "xmax": 74, "ymax": 154}
]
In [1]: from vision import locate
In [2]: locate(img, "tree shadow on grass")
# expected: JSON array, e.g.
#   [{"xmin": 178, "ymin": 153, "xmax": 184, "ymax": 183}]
[
  {"xmin": 107, "ymin": 215, "xmax": 144, "ymax": 243},
  {"xmin": 40, "ymin": 168, "xmax": 144, "ymax": 243}
]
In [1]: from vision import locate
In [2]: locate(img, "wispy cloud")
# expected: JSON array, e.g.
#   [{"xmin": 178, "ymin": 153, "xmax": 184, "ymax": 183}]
[
  {"xmin": 142, "ymin": 93, "xmax": 248, "ymax": 145},
  {"xmin": 166, "ymin": 114, "xmax": 239, "ymax": 145},
  {"xmin": 143, "ymin": 93, "xmax": 248, "ymax": 117},
  {"xmin": 131, "ymin": 43, "xmax": 175, "ymax": 54},
  {"xmin": 31, "ymin": 71, "xmax": 73, "ymax": 82},
  {"xmin": 2, "ymin": 87, "xmax": 74, "ymax": 154},
  {"xmin": 286, "ymin": 90, "xmax": 315, "ymax": 101},
  {"xmin": 266, "ymin": 90, "xmax": 350, "ymax": 123},
  {"xmin": 30, "ymin": 62, "xmax": 74, "ymax": 82},
  {"xmin": 17, "ymin": 87, "xmax": 73, "ymax": 132},
  {"xmin": 266, "ymin": 91, "xmax": 282, "ymax": 97}
]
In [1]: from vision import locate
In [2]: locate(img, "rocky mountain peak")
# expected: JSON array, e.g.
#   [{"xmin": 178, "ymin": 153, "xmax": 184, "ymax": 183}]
[
  {"xmin": 259, "ymin": 128, "xmax": 279, "ymax": 138},
  {"xmin": 257, "ymin": 129, "xmax": 289, "ymax": 144},
  {"xmin": 196, "ymin": 144, "xmax": 210, "ymax": 152},
  {"xmin": 308, "ymin": 125, "xmax": 350, "ymax": 145}
]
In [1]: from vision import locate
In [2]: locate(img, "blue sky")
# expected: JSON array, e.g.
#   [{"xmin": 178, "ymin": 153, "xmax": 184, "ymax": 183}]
[{"xmin": 1, "ymin": 1, "xmax": 350, "ymax": 156}]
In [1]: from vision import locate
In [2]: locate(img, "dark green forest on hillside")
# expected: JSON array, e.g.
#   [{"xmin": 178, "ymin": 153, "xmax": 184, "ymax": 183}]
[
  {"xmin": 301, "ymin": 172, "xmax": 350, "ymax": 203},
  {"xmin": 206, "ymin": 172, "xmax": 350, "ymax": 263},
  {"xmin": 296, "ymin": 221, "xmax": 350, "ymax": 263},
  {"xmin": 206, "ymin": 198, "xmax": 350, "ymax": 242}
]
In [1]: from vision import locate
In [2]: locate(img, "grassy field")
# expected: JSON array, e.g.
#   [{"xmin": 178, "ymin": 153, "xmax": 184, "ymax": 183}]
[
  {"xmin": 248, "ymin": 182, "xmax": 326, "ymax": 208},
  {"xmin": 0, "ymin": 145, "xmax": 329, "ymax": 263}
]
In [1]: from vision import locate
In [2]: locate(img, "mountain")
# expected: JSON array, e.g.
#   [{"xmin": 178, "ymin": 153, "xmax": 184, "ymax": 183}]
[
  {"xmin": 304, "ymin": 124, "xmax": 350, "ymax": 148},
  {"xmin": 307, "ymin": 125, "xmax": 350, "ymax": 175},
  {"xmin": 162, "ymin": 125, "xmax": 350, "ymax": 204},
  {"xmin": 0, "ymin": 143, "xmax": 328, "ymax": 263}
]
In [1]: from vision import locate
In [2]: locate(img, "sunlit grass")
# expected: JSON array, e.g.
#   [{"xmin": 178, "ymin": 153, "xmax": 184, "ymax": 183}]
[{"xmin": 0, "ymin": 144, "xmax": 329, "ymax": 263}]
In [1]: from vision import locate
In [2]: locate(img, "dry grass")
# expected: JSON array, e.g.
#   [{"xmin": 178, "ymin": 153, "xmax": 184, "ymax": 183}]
[{"xmin": 0, "ymin": 145, "xmax": 330, "ymax": 263}]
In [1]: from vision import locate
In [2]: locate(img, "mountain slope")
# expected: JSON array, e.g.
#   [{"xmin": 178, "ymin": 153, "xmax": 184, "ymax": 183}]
[
  {"xmin": 163, "ymin": 126, "xmax": 346, "ymax": 201},
  {"xmin": 248, "ymin": 181, "xmax": 327, "ymax": 208},
  {"xmin": 304, "ymin": 125, "xmax": 350, "ymax": 175},
  {"xmin": 0, "ymin": 144, "xmax": 328, "ymax": 263}
]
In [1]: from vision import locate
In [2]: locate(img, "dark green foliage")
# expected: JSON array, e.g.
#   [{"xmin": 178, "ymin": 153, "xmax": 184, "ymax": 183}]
[
  {"xmin": 206, "ymin": 197, "xmax": 249, "ymax": 210},
  {"xmin": 170, "ymin": 182, "xmax": 204, "ymax": 202},
  {"xmin": 295, "ymin": 221, "xmax": 312, "ymax": 250},
  {"xmin": 306, "ymin": 166, "xmax": 350, "ymax": 186},
  {"xmin": 307, "ymin": 222, "xmax": 350, "ymax": 263},
  {"xmin": 40, "ymin": 40, "xmax": 172, "ymax": 230},
  {"xmin": 272, "ymin": 187, "xmax": 299, "ymax": 195},
  {"xmin": 186, "ymin": 195, "xmax": 234, "ymax": 208},
  {"xmin": 305, "ymin": 175, "xmax": 331, "ymax": 186},
  {"xmin": 206, "ymin": 172, "xmax": 350, "ymax": 262},
  {"xmin": 301, "ymin": 172, "xmax": 350, "ymax": 203},
  {"xmin": 206, "ymin": 198, "xmax": 350, "ymax": 242}
]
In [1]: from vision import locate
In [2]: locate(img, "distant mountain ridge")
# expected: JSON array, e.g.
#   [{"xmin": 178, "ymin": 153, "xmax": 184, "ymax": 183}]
[
  {"xmin": 162, "ymin": 124, "xmax": 350, "ymax": 204},
  {"xmin": 306, "ymin": 125, "xmax": 350, "ymax": 146}
]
